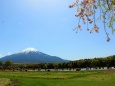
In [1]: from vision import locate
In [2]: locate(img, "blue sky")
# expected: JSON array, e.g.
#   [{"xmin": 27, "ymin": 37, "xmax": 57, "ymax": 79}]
[{"xmin": 0, "ymin": 0, "xmax": 115, "ymax": 60}]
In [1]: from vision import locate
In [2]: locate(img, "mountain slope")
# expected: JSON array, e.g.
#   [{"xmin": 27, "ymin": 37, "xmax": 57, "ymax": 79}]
[{"xmin": 0, "ymin": 48, "xmax": 69, "ymax": 63}]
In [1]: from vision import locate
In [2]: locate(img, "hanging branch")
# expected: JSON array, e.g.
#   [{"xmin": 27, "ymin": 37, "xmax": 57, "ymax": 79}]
[{"xmin": 69, "ymin": 0, "xmax": 115, "ymax": 41}]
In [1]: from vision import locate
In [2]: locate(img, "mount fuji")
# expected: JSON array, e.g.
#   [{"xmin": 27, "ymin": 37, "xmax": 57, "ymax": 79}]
[{"xmin": 0, "ymin": 48, "xmax": 69, "ymax": 63}]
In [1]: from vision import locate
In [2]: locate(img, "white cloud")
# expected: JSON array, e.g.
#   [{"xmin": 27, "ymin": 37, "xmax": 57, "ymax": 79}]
[
  {"xmin": 7, "ymin": 52, "xmax": 11, "ymax": 55},
  {"xmin": 0, "ymin": 54, "xmax": 2, "ymax": 58}
]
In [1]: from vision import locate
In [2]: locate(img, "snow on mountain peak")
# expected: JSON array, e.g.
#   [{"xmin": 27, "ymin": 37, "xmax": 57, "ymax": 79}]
[{"xmin": 21, "ymin": 48, "xmax": 38, "ymax": 53}]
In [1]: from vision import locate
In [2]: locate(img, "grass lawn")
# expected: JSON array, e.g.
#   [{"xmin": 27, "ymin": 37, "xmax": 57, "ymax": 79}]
[{"xmin": 0, "ymin": 70, "xmax": 115, "ymax": 86}]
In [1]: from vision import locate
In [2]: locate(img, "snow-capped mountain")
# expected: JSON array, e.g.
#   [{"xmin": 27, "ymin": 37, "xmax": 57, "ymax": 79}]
[
  {"xmin": 0, "ymin": 48, "xmax": 69, "ymax": 63},
  {"xmin": 21, "ymin": 48, "xmax": 38, "ymax": 53}
]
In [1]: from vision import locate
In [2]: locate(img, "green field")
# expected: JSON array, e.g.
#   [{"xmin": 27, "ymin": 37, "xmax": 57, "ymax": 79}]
[{"xmin": 0, "ymin": 70, "xmax": 115, "ymax": 86}]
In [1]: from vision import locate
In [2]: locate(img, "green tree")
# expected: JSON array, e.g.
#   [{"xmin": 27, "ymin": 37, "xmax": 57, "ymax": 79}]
[
  {"xmin": 0, "ymin": 61, "xmax": 3, "ymax": 70},
  {"xmin": 91, "ymin": 58, "xmax": 98, "ymax": 69},
  {"xmin": 0, "ymin": 61, "xmax": 2, "ymax": 66},
  {"xmin": 5, "ymin": 60, "xmax": 13, "ymax": 70},
  {"xmin": 5, "ymin": 60, "xmax": 13, "ymax": 67},
  {"xmin": 77, "ymin": 60, "xmax": 83, "ymax": 68},
  {"xmin": 83, "ymin": 59, "xmax": 92, "ymax": 69},
  {"xmin": 68, "ymin": 63, "xmax": 72, "ymax": 70},
  {"xmin": 43, "ymin": 63, "xmax": 48, "ymax": 71},
  {"xmin": 53, "ymin": 63, "xmax": 59, "ymax": 71}
]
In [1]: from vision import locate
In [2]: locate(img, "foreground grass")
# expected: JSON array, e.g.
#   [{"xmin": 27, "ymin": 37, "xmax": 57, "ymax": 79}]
[{"xmin": 0, "ymin": 70, "xmax": 115, "ymax": 86}]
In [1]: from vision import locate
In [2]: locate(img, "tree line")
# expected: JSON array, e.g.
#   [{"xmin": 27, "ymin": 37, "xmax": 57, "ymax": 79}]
[{"xmin": 0, "ymin": 55, "xmax": 115, "ymax": 71}]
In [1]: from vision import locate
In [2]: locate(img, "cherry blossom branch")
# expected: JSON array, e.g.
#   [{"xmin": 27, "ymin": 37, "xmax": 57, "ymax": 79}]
[{"xmin": 69, "ymin": 0, "xmax": 115, "ymax": 41}]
